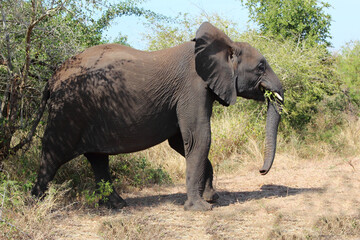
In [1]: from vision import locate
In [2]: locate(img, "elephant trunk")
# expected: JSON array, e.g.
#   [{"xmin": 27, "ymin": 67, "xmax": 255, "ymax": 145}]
[{"xmin": 259, "ymin": 101, "xmax": 281, "ymax": 175}]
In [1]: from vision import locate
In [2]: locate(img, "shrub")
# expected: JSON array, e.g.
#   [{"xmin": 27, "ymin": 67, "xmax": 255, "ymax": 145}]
[
  {"xmin": 336, "ymin": 40, "xmax": 360, "ymax": 112},
  {"xmin": 109, "ymin": 155, "xmax": 172, "ymax": 189}
]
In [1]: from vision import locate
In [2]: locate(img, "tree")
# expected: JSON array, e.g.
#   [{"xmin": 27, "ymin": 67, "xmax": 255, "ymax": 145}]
[
  {"xmin": 337, "ymin": 40, "xmax": 360, "ymax": 110},
  {"xmin": 0, "ymin": 0, "xmax": 160, "ymax": 163},
  {"xmin": 240, "ymin": 0, "xmax": 332, "ymax": 46},
  {"xmin": 144, "ymin": 13, "xmax": 240, "ymax": 51}
]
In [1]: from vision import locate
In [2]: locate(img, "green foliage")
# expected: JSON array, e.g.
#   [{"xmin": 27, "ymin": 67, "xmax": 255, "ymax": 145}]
[
  {"xmin": 0, "ymin": 172, "xmax": 24, "ymax": 209},
  {"xmin": 84, "ymin": 180, "xmax": 113, "ymax": 208},
  {"xmin": 240, "ymin": 0, "xmax": 332, "ymax": 46},
  {"xmin": 337, "ymin": 40, "xmax": 360, "ymax": 110},
  {"xmin": 112, "ymin": 34, "xmax": 131, "ymax": 47},
  {"xmin": 264, "ymin": 89, "xmax": 284, "ymax": 115},
  {"xmin": 0, "ymin": 152, "xmax": 39, "ymax": 193},
  {"xmin": 144, "ymin": 13, "xmax": 194, "ymax": 51},
  {"xmin": 144, "ymin": 13, "xmax": 240, "ymax": 51},
  {"xmin": 110, "ymin": 155, "xmax": 172, "ymax": 188}
]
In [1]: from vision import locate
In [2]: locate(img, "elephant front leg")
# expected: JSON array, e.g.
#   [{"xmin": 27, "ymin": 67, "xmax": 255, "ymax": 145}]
[
  {"xmin": 202, "ymin": 158, "xmax": 219, "ymax": 203},
  {"xmin": 168, "ymin": 132, "xmax": 218, "ymax": 204},
  {"xmin": 182, "ymin": 132, "xmax": 214, "ymax": 211},
  {"xmin": 184, "ymin": 159, "xmax": 213, "ymax": 211}
]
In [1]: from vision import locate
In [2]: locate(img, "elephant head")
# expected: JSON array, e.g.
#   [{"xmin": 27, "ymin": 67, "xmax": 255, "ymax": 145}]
[{"xmin": 194, "ymin": 22, "xmax": 284, "ymax": 175}]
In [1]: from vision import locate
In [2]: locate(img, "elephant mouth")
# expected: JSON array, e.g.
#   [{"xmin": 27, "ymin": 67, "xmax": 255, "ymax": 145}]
[{"xmin": 259, "ymin": 82, "xmax": 283, "ymax": 103}]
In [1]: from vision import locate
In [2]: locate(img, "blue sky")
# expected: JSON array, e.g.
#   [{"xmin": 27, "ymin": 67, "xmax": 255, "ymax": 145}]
[{"xmin": 103, "ymin": 0, "xmax": 360, "ymax": 51}]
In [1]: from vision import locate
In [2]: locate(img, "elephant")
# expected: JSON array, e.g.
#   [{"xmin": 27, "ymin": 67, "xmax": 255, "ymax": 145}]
[{"xmin": 31, "ymin": 22, "xmax": 284, "ymax": 211}]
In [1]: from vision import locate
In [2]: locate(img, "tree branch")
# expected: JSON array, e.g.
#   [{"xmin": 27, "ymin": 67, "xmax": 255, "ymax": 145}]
[
  {"xmin": 0, "ymin": 7, "xmax": 14, "ymax": 119},
  {"xmin": 30, "ymin": 59, "xmax": 57, "ymax": 71},
  {"xmin": 11, "ymin": 83, "xmax": 50, "ymax": 154},
  {"xmin": 21, "ymin": 1, "xmax": 66, "ymax": 94}
]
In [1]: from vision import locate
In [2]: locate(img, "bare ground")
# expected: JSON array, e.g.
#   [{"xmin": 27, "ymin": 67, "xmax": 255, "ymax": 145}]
[{"xmin": 25, "ymin": 155, "xmax": 360, "ymax": 239}]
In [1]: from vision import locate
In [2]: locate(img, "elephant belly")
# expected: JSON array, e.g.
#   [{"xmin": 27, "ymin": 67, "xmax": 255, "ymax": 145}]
[{"xmin": 81, "ymin": 112, "xmax": 179, "ymax": 154}]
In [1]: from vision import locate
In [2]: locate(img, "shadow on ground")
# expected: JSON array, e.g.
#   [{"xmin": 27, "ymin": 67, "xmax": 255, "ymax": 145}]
[
  {"xmin": 214, "ymin": 184, "xmax": 325, "ymax": 208},
  {"xmin": 125, "ymin": 184, "xmax": 325, "ymax": 209}
]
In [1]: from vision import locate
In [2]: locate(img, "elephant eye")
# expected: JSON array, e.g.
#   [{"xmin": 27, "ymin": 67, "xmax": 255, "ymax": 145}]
[
  {"xmin": 228, "ymin": 48, "xmax": 237, "ymax": 63},
  {"xmin": 258, "ymin": 62, "xmax": 266, "ymax": 73},
  {"xmin": 228, "ymin": 52, "xmax": 235, "ymax": 62}
]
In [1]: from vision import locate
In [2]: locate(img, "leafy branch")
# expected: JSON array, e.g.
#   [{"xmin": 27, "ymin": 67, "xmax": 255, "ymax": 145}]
[{"xmin": 264, "ymin": 89, "xmax": 285, "ymax": 115}]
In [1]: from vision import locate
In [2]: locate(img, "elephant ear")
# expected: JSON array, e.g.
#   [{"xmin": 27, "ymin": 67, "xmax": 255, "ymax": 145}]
[{"xmin": 194, "ymin": 22, "xmax": 237, "ymax": 106}]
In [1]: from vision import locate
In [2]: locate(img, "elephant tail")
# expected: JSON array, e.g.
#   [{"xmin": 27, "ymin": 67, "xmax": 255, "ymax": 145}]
[
  {"xmin": 35, "ymin": 82, "xmax": 50, "ymax": 124},
  {"xmin": 42, "ymin": 82, "xmax": 51, "ymax": 103}
]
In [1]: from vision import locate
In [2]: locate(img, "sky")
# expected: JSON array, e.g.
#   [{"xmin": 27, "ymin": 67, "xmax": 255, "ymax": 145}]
[{"xmin": 103, "ymin": 0, "xmax": 360, "ymax": 51}]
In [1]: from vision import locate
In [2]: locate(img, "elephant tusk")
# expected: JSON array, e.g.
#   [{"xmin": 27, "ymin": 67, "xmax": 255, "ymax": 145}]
[{"xmin": 274, "ymin": 92, "xmax": 283, "ymax": 102}]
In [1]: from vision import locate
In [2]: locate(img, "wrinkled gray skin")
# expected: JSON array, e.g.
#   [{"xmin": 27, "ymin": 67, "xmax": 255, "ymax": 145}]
[{"xmin": 32, "ymin": 22, "xmax": 283, "ymax": 211}]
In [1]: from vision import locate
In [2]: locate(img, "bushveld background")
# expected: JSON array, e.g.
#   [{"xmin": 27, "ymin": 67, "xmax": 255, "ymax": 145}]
[{"xmin": 1, "ymin": 0, "xmax": 360, "ymax": 239}]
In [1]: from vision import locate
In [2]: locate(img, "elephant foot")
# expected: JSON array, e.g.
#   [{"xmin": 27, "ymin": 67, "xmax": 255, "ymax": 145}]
[
  {"xmin": 99, "ymin": 192, "xmax": 127, "ymax": 209},
  {"xmin": 31, "ymin": 184, "xmax": 46, "ymax": 200},
  {"xmin": 202, "ymin": 189, "xmax": 219, "ymax": 203},
  {"xmin": 184, "ymin": 198, "xmax": 212, "ymax": 211}
]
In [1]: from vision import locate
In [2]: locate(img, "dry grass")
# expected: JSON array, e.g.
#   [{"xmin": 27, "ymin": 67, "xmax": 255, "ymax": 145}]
[
  {"xmin": 337, "ymin": 117, "xmax": 360, "ymax": 157},
  {"xmin": 0, "ymin": 182, "xmax": 75, "ymax": 239}
]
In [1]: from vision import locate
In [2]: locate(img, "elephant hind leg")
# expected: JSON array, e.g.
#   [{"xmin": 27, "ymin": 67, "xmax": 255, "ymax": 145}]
[
  {"xmin": 32, "ymin": 147, "xmax": 76, "ymax": 198},
  {"xmin": 84, "ymin": 153, "xmax": 126, "ymax": 209},
  {"xmin": 168, "ymin": 132, "xmax": 219, "ymax": 203},
  {"xmin": 32, "ymin": 151, "xmax": 62, "ymax": 198}
]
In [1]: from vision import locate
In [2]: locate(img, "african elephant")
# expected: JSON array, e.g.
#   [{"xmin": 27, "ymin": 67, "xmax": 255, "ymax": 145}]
[{"xmin": 31, "ymin": 22, "xmax": 283, "ymax": 211}]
